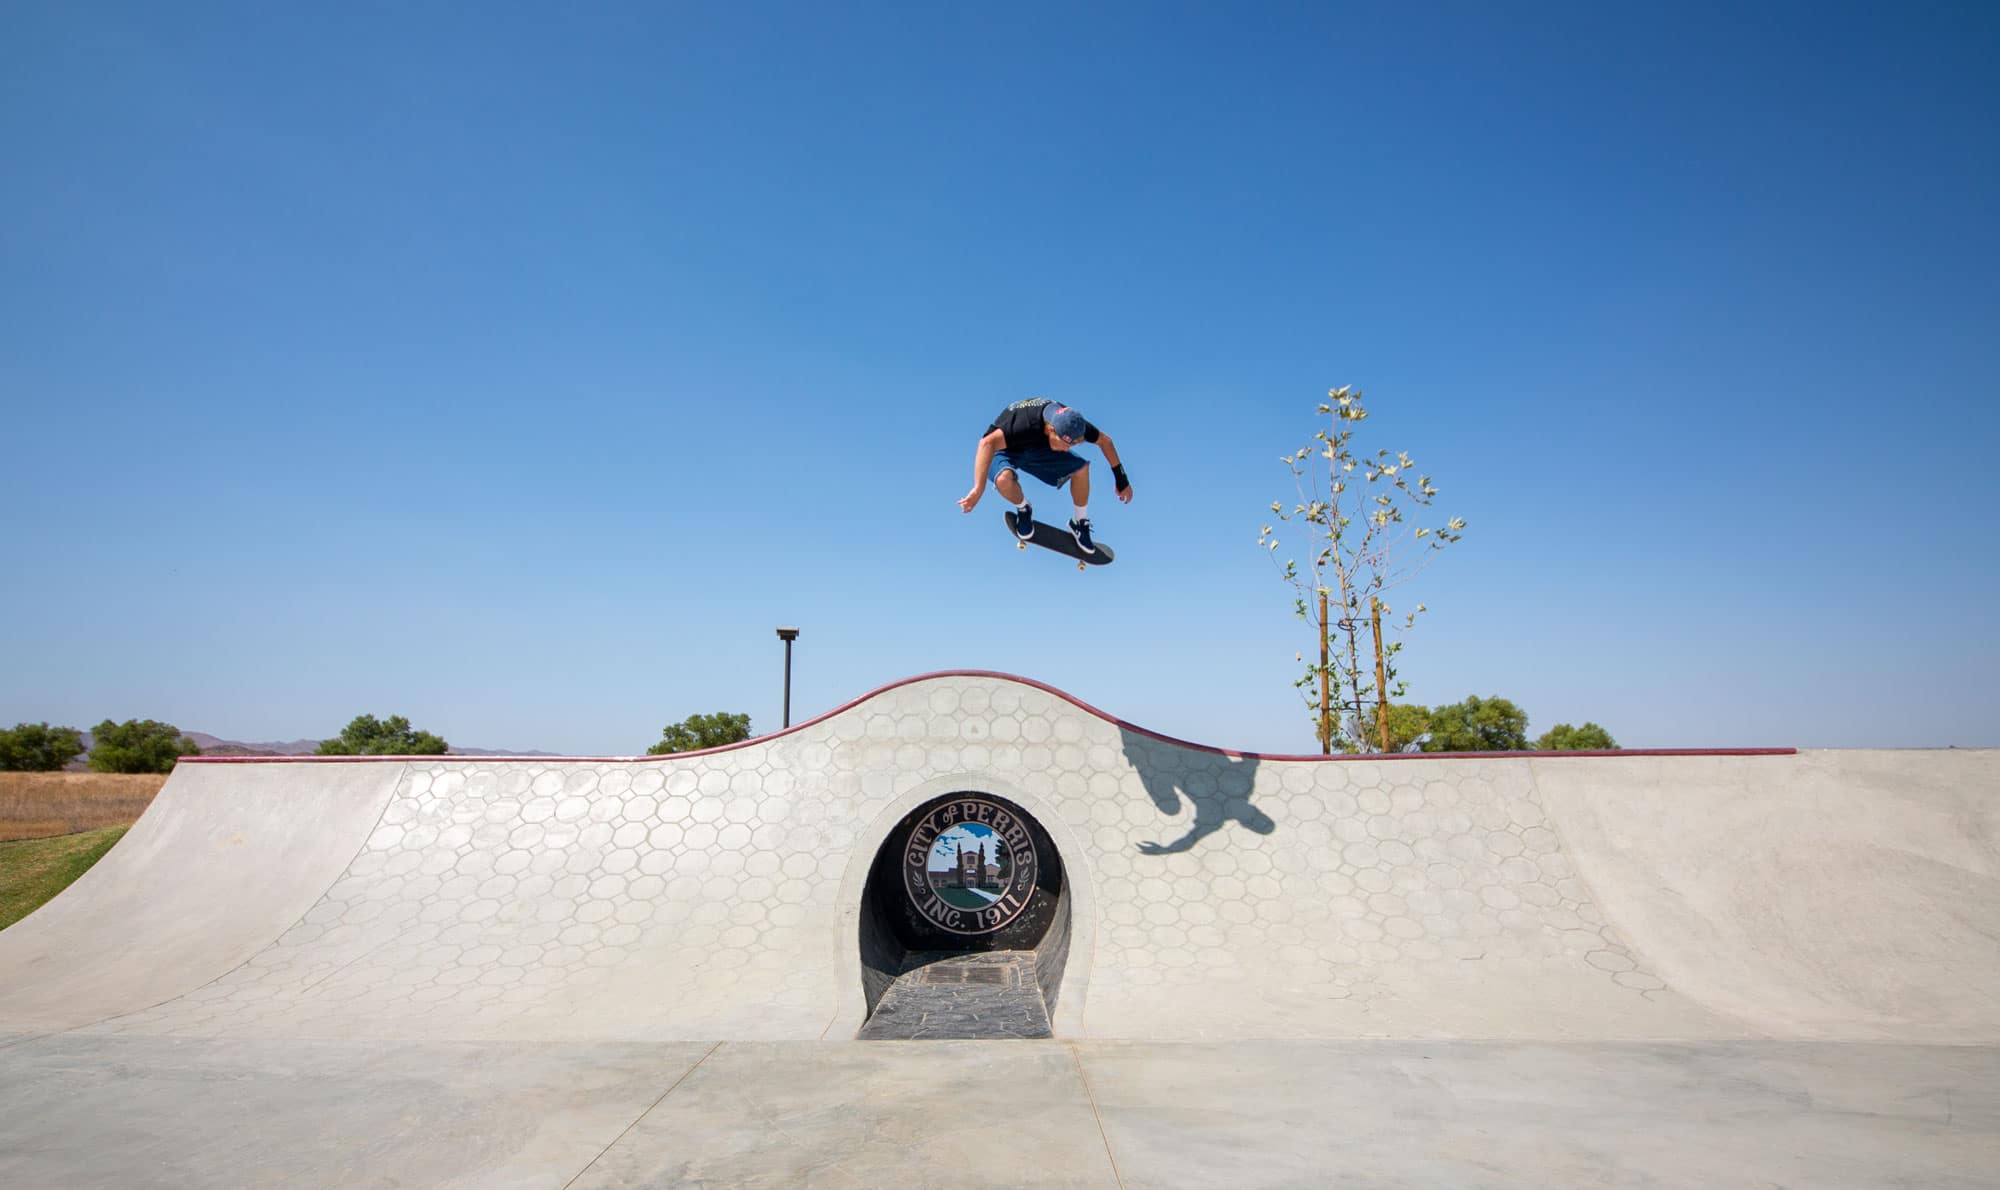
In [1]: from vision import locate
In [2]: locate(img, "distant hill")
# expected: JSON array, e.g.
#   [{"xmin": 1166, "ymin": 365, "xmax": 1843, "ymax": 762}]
[
  {"xmin": 184, "ymin": 732, "xmax": 319, "ymax": 756},
  {"xmin": 63, "ymin": 730, "xmax": 559, "ymax": 769}
]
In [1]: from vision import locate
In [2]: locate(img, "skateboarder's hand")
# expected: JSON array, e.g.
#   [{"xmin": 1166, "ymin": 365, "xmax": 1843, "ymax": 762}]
[
  {"xmin": 1116, "ymin": 482, "xmax": 1134, "ymax": 505},
  {"xmin": 958, "ymin": 488, "xmax": 982, "ymax": 513}
]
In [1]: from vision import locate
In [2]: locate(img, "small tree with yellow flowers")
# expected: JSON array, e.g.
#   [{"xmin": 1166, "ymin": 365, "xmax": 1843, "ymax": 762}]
[{"xmin": 1258, "ymin": 386, "xmax": 1466, "ymax": 753}]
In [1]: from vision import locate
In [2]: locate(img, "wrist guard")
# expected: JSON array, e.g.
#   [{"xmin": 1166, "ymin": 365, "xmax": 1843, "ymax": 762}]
[{"xmin": 1112, "ymin": 464, "xmax": 1130, "ymax": 491}]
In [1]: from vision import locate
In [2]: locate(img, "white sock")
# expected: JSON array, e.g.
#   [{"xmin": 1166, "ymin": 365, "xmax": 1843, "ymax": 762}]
[
  {"xmin": 1013, "ymin": 497, "xmax": 1030, "ymax": 512},
  {"xmin": 1073, "ymin": 504, "xmax": 1088, "ymax": 523}
]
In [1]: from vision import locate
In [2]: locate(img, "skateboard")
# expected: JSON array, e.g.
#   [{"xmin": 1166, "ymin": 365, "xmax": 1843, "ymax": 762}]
[{"xmin": 1004, "ymin": 511, "xmax": 1114, "ymax": 571}]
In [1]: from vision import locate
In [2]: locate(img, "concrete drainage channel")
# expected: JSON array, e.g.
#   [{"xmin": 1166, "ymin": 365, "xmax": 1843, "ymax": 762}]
[
  {"xmin": 858, "ymin": 951, "xmax": 1054, "ymax": 1039},
  {"xmin": 857, "ymin": 790, "xmax": 1071, "ymax": 1040}
]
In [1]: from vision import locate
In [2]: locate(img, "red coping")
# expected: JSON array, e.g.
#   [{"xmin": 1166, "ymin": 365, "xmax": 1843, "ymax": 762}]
[{"xmin": 177, "ymin": 669, "xmax": 1797, "ymax": 765}]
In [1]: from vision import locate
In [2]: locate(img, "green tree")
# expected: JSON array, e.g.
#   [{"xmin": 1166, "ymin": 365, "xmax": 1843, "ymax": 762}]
[
  {"xmin": 647, "ymin": 712, "xmax": 751, "ymax": 755},
  {"xmin": 316, "ymin": 714, "xmax": 449, "ymax": 756},
  {"xmin": 1420, "ymin": 696, "xmax": 1529, "ymax": 752},
  {"xmin": 1535, "ymin": 722, "xmax": 1618, "ymax": 751},
  {"xmin": 1260, "ymin": 386, "xmax": 1467, "ymax": 753},
  {"xmin": 87, "ymin": 719, "xmax": 201, "ymax": 773},
  {"xmin": 1380, "ymin": 704, "xmax": 1434, "ymax": 753},
  {"xmin": 0, "ymin": 722, "xmax": 87, "ymax": 771}
]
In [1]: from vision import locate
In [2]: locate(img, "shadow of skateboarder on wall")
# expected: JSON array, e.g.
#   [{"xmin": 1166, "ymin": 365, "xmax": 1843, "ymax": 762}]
[{"xmin": 1118, "ymin": 727, "xmax": 1276, "ymax": 855}]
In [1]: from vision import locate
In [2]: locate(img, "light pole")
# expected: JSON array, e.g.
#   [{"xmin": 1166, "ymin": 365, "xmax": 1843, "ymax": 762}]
[{"xmin": 775, "ymin": 627, "xmax": 799, "ymax": 728}]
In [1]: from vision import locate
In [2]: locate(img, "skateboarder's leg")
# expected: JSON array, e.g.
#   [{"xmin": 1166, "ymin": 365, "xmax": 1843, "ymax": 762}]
[
  {"xmin": 995, "ymin": 468, "xmax": 1026, "ymax": 506},
  {"xmin": 994, "ymin": 466, "xmax": 1035, "ymax": 539},
  {"xmin": 1065, "ymin": 463, "xmax": 1095, "ymax": 553}
]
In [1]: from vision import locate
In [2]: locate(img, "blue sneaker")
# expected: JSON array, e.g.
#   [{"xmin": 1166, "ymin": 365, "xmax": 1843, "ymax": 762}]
[
  {"xmin": 1013, "ymin": 504, "xmax": 1036, "ymax": 540},
  {"xmin": 1068, "ymin": 517, "xmax": 1095, "ymax": 554}
]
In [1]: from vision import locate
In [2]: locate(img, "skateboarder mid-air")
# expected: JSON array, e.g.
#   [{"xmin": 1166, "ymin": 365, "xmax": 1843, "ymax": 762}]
[{"xmin": 957, "ymin": 398, "xmax": 1133, "ymax": 554}]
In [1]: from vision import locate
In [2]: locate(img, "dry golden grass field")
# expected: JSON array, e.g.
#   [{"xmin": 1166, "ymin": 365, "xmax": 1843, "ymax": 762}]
[{"xmin": 0, "ymin": 772, "xmax": 166, "ymax": 843}]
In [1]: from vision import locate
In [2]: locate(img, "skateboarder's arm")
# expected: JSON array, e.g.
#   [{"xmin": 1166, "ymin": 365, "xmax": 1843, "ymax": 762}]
[
  {"xmin": 971, "ymin": 428, "xmax": 1005, "ymax": 489},
  {"xmin": 1094, "ymin": 433, "xmax": 1133, "ymax": 498},
  {"xmin": 958, "ymin": 428, "xmax": 1006, "ymax": 512}
]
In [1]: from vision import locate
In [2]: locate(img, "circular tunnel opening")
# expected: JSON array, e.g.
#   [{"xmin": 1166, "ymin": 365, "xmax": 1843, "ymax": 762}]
[{"xmin": 856, "ymin": 791, "xmax": 1071, "ymax": 1038}]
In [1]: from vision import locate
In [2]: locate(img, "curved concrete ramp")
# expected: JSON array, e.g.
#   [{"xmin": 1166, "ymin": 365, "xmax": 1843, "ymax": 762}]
[
  {"xmin": 0, "ymin": 761, "xmax": 405, "ymax": 1031},
  {"xmin": 1, "ymin": 672, "xmax": 1994, "ymax": 1044},
  {"xmin": 1535, "ymin": 747, "xmax": 2000, "ymax": 1041}
]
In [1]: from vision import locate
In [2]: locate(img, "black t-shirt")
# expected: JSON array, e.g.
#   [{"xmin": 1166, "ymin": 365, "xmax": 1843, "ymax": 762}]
[{"xmin": 986, "ymin": 398, "xmax": 1100, "ymax": 452}]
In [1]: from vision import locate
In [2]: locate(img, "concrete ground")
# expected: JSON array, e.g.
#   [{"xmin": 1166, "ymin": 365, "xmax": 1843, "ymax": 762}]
[
  {"xmin": 1, "ymin": 673, "xmax": 1995, "ymax": 1186},
  {"xmin": 1, "ymin": 1036, "xmax": 1992, "ymax": 1188}
]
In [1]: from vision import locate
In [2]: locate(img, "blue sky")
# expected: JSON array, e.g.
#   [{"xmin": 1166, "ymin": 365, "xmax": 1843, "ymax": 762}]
[
  {"xmin": 3, "ymin": 2, "xmax": 1995, "ymax": 755},
  {"xmin": 931, "ymin": 824, "xmax": 997, "ymax": 872}
]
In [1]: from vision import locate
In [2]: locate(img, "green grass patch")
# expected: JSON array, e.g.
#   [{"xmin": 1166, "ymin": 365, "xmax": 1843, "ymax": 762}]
[
  {"xmin": 0, "ymin": 825, "xmax": 128, "ymax": 931},
  {"xmin": 936, "ymin": 886, "xmax": 994, "ymax": 910}
]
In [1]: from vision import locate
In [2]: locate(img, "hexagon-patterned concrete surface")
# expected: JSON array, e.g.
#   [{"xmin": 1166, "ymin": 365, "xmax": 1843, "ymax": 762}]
[{"xmin": 2, "ymin": 671, "xmax": 1996, "ymax": 1043}]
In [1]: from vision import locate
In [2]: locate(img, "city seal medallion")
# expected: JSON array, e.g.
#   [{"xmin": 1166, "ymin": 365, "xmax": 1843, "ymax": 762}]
[{"xmin": 900, "ymin": 795, "xmax": 1041, "ymax": 936}]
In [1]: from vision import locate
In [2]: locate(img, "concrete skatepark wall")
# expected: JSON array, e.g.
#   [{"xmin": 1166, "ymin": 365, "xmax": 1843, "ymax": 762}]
[{"xmin": 2, "ymin": 671, "xmax": 1995, "ymax": 1045}]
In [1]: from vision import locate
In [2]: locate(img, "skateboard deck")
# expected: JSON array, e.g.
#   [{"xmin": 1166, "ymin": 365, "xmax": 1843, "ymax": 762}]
[{"xmin": 1004, "ymin": 511, "xmax": 1114, "ymax": 570}]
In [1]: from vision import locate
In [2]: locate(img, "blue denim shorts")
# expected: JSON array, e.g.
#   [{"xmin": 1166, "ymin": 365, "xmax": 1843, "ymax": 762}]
[{"xmin": 991, "ymin": 447, "xmax": 1088, "ymax": 489}]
